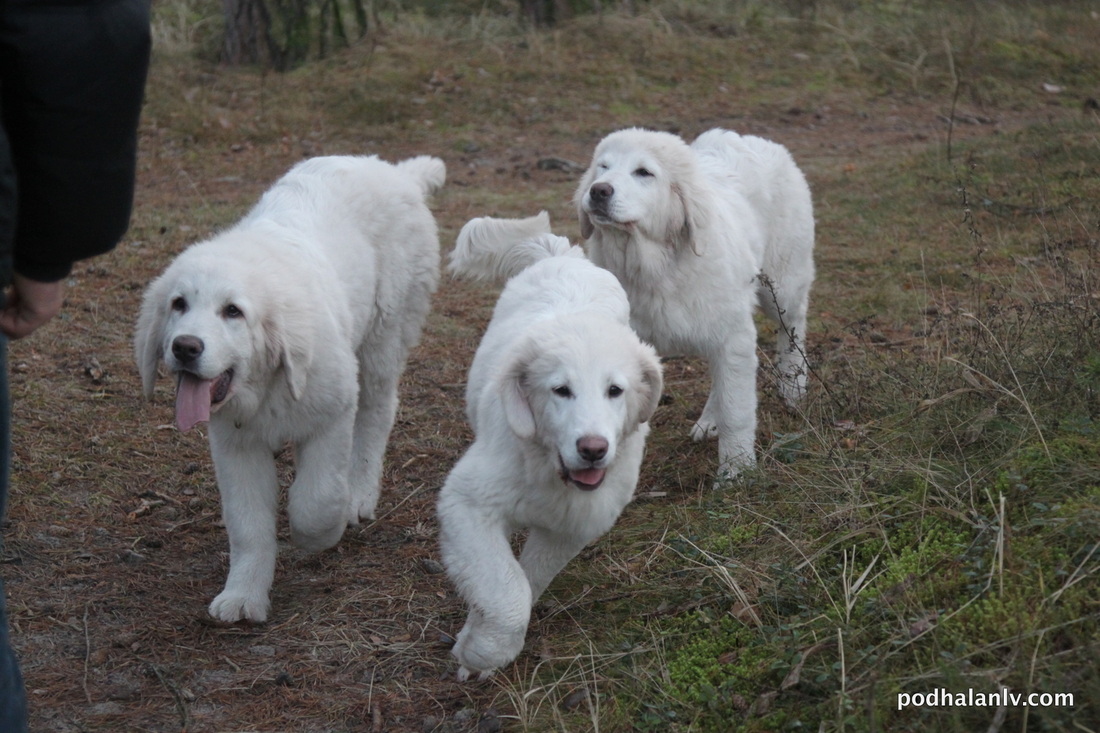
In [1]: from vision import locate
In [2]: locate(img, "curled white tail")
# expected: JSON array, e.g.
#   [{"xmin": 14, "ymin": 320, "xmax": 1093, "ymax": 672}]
[
  {"xmin": 396, "ymin": 156, "xmax": 447, "ymax": 196},
  {"xmin": 449, "ymin": 212, "xmax": 584, "ymax": 283}
]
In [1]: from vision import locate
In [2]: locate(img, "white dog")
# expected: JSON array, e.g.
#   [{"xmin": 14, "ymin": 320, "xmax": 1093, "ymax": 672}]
[
  {"xmin": 134, "ymin": 155, "xmax": 444, "ymax": 623},
  {"xmin": 575, "ymin": 127, "xmax": 815, "ymax": 480},
  {"xmin": 438, "ymin": 213, "xmax": 663, "ymax": 680}
]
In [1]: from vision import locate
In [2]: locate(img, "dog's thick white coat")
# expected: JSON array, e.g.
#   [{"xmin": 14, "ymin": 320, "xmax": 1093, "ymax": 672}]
[
  {"xmin": 576, "ymin": 128, "xmax": 815, "ymax": 479},
  {"xmin": 439, "ymin": 213, "xmax": 663, "ymax": 680},
  {"xmin": 134, "ymin": 155, "xmax": 444, "ymax": 623}
]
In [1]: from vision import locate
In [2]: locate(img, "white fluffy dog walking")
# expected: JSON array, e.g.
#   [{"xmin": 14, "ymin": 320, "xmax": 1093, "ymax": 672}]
[
  {"xmin": 438, "ymin": 213, "xmax": 663, "ymax": 680},
  {"xmin": 134, "ymin": 155, "xmax": 444, "ymax": 623},
  {"xmin": 575, "ymin": 127, "xmax": 815, "ymax": 480}
]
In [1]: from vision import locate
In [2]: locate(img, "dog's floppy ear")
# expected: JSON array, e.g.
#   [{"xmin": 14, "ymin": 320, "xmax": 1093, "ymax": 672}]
[
  {"xmin": 628, "ymin": 341, "xmax": 664, "ymax": 427},
  {"xmin": 497, "ymin": 341, "xmax": 538, "ymax": 439},
  {"xmin": 578, "ymin": 208, "xmax": 595, "ymax": 240},
  {"xmin": 133, "ymin": 275, "xmax": 170, "ymax": 400},
  {"xmin": 263, "ymin": 306, "xmax": 313, "ymax": 401},
  {"xmin": 574, "ymin": 165, "xmax": 596, "ymax": 240},
  {"xmin": 666, "ymin": 157, "xmax": 713, "ymax": 252}
]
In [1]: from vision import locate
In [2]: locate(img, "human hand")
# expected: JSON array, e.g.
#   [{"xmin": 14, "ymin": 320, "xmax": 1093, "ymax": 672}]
[{"xmin": 0, "ymin": 274, "xmax": 65, "ymax": 339}]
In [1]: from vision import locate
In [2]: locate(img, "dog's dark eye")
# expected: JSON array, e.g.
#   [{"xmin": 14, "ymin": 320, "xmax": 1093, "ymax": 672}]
[
  {"xmin": 171, "ymin": 297, "xmax": 188, "ymax": 313},
  {"xmin": 223, "ymin": 304, "xmax": 244, "ymax": 319},
  {"xmin": 633, "ymin": 167, "xmax": 654, "ymax": 178},
  {"xmin": 552, "ymin": 385, "xmax": 574, "ymax": 398},
  {"xmin": 608, "ymin": 385, "xmax": 624, "ymax": 398}
]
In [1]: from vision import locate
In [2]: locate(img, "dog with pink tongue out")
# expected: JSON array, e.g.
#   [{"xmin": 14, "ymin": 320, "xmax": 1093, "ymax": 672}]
[
  {"xmin": 134, "ymin": 154, "xmax": 445, "ymax": 624},
  {"xmin": 438, "ymin": 213, "xmax": 663, "ymax": 681},
  {"xmin": 173, "ymin": 349, "xmax": 233, "ymax": 432}
]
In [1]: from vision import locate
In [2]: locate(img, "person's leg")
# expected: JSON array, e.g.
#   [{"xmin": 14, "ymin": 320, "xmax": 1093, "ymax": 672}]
[{"xmin": 0, "ymin": 336, "xmax": 28, "ymax": 731}]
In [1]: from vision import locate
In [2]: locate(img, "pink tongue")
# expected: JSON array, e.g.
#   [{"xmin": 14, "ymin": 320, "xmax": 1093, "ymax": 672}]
[
  {"xmin": 569, "ymin": 468, "xmax": 606, "ymax": 489},
  {"xmin": 175, "ymin": 373, "xmax": 214, "ymax": 432}
]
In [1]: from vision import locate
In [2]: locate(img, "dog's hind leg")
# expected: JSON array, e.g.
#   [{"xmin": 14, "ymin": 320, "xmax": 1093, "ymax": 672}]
[
  {"xmin": 208, "ymin": 429, "xmax": 280, "ymax": 623},
  {"xmin": 690, "ymin": 389, "xmax": 719, "ymax": 442},
  {"xmin": 348, "ymin": 335, "xmax": 409, "ymax": 523},
  {"xmin": 758, "ymin": 277, "xmax": 810, "ymax": 407},
  {"xmin": 774, "ymin": 314, "xmax": 809, "ymax": 408},
  {"xmin": 288, "ymin": 408, "xmax": 354, "ymax": 552},
  {"xmin": 709, "ymin": 329, "xmax": 759, "ymax": 485}
]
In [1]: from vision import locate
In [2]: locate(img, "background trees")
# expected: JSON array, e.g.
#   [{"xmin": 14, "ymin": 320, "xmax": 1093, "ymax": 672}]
[
  {"xmin": 220, "ymin": 0, "xmax": 372, "ymax": 69},
  {"xmin": 218, "ymin": 0, "xmax": 625, "ymax": 68}
]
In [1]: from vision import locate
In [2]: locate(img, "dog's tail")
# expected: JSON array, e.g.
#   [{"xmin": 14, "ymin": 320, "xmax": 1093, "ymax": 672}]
[
  {"xmin": 448, "ymin": 212, "xmax": 584, "ymax": 282},
  {"xmin": 396, "ymin": 155, "xmax": 447, "ymax": 196}
]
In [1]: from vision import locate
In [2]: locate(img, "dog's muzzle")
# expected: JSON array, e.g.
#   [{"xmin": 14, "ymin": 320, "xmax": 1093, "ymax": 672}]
[
  {"xmin": 586, "ymin": 182, "xmax": 614, "ymax": 218},
  {"xmin": 559, "ymin": 435, "xmax": 610, "ymax": 491}
]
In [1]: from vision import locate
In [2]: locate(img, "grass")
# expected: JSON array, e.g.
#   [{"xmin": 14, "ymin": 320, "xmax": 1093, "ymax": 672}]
[
  {"xmin": 541, "ymin": 115, "xmax": 1100, "ymax": 730},
  {"xmin": 4, "ymin": 1, "xmax": 1098, "ymax": 731}
]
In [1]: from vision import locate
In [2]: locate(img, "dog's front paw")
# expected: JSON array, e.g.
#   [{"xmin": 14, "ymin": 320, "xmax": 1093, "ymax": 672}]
[
  {"xmin": 450, "ymin": 623, "xmax": 522, "ymax": 682},
  {"xmin": 348, "ymin": 495, "xmax": 378, "ymax": 525},
  {"xmin": 711, "ymin": 466, "xmax": 740, "ymax": 491},
  {"xmin": 456, "ymin": 664, "xmax": 494, "ymax": 683},
  {"xmin": 690, "ymin": 418, "xmax": 719, "ymax": 442},
  {"xmin": 209, "ymin": 590, "xmax": 270, "ymax": 623},
  {"xmin": 777, "ymin": 373, "xmax": 807, "ymax": 409},
  {"xmin": 290, "ymin": 522, "xmax": 345, "ymax": 553},
  {"xmin": 711, "ymin": 452, "xmax": 756, "ymax": 490}
]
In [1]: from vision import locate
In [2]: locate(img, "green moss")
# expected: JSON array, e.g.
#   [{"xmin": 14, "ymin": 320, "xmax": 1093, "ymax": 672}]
[{"xmin": 637, "ymin": 612, "xmax": 783, "ymax": 731}]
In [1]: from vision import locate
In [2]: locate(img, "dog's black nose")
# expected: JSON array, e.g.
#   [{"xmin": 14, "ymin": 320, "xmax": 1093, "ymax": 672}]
[
  {"xmin": 577, "ymin": 435, "xmax": 609, "ymax": 462},
  {"xmin": 589, "ymin": 182, "xmax": 614, "ymax": 203},
  {"xmin": 171, "ymin": 335, "xmax": 205, "ymax": 363}
]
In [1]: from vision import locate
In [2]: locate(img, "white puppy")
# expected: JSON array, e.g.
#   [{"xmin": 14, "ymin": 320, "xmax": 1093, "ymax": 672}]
[
  {"xmin": 134, "ymin": 155, "xmax": 444, "ymax": 623},
  {"xmin": 438, "ymin": 213, "xmax": 663, "ymax": 680},
  {"xmin": 575, "ymin": 127, "xmax": 815, "ymax": 480}
]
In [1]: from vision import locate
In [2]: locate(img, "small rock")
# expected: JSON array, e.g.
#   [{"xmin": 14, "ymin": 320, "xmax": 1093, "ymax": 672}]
[
  {"xmin": 84, "ymin": 357, "xmax": 106, "ymax": 383},
  {"xmin": 90, "ymin": 702, "xmax": 126, "ymax": 716},
  {"xmin": 420, "ymin": 558, "xmax": 445, "ymax": 575},
  {"xmin": 536, "ymin": 157, "xmax": 584, "ymax": 174},
  {"xmin": 452, "ymin": 709, "xmax": 476, "ymax": 723},
  {"xmin": 477, "ymin": 709, "xmax": 502, "ymax": 733},
  {"xmin": 105, "ymin": 673, "xmax": 142, "ymax": 701},
  {"xmin": 560, "ymin": 687, "xmax": 589, "ymax": 711},
  {"xmin": 120, "ymin": 550, "xmax": 146, "ymax": 565}
]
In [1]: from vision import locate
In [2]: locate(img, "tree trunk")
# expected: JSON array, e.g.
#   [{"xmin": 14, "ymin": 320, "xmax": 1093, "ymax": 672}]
[
  {"xmin": 519, "ymin": 0, "xmax": 551, "ymax": 26},
  {"xmin": 221, "ymin": 0, "xmax": 277, "ymax": 66},
  {"xmin": 221, "ymin": 0, "xmax": 371, "ymax": 70}
]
